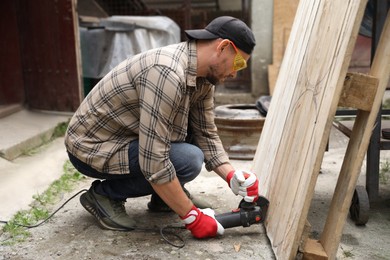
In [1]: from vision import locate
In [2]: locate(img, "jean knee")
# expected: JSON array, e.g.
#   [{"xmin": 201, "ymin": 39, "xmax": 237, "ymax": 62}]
[
  {"xmin": 187, "ymin": 146, "xmax": 204, "ymax": 174},
  {"xmin": 171, "ymin": 143, "xmax": 204, "ymax": 183}
]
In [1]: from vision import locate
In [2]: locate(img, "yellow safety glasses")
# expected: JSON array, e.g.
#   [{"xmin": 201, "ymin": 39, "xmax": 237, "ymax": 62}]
[{"xmin": 229, "ymin": 41, "xmax": 247, "ymax": 71}]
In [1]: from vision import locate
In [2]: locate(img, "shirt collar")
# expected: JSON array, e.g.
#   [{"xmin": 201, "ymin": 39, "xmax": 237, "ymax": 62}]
[{"xmin": 186, "ymin": 41, "xmax": 198, "ymax": 88}]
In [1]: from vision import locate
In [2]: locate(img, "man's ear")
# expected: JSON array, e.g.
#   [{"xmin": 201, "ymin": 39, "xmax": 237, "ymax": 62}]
[{"xmin": 216, "ymin": 39, "xmax": 231, "ymax": 54}]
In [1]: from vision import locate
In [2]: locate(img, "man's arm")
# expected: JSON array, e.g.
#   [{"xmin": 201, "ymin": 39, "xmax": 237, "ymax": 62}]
[
  {"xmin": 150, "ymin": 178, "xmax": 192, "ymax": 217},
  {"xmin": 213, "ymin": 162, "xmax": 234, "ymax": 181}
]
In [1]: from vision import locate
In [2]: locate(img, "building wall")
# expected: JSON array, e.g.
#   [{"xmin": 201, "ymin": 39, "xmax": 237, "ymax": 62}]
[{"xmin": 251, "ymin": 0, "xmax": 273, "ymax": 97}]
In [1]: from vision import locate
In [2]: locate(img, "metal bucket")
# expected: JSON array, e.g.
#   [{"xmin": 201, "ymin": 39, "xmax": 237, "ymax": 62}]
[{"xmin": 214, "ymin": 104, "xmax": 265, "ymax": 160}]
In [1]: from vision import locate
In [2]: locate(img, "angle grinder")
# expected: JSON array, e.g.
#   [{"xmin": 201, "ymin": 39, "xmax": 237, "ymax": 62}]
[{"xmin": 215, "ymin": 196, "xmax": 269, "ymax": 229}]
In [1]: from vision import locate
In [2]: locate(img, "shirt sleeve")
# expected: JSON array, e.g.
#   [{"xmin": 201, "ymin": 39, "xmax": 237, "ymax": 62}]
[
  {"xmin": 189, "ymin": 85, "xmax": 230, "ymax": 171},
  {"xmin": 137, "ymin": 65, "xmax": 184, "ymax": 184}
]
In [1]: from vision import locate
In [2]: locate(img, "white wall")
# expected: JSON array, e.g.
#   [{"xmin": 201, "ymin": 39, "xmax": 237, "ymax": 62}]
[{"xmin": 251, "ymin": 0, "xmax": 273, "ymax": 96}]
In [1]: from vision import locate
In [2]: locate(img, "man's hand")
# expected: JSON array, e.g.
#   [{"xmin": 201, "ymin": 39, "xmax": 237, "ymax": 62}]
[
  {"xmin": 226, "ymin": 170, "xmax": 259, "ymax": 202},
  {"xmin": 181, "ymin": 205, "xmax": 224, "ymax": 239}
]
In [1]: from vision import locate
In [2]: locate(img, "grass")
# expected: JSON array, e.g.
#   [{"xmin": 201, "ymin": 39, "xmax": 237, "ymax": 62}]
[
  {"xmin": 343, "ymin": 250, "xmax": 354, "ymax": 258},
  {"xmin": 1, "ymin": 121, "xmax": 74, "ymax": 244},
  {"xmin": 1, "ymin": 160, "xmax": 84, "ymax": 245},
  {"xmin": 1, "ymin": 119, "xmax": 86, "ymax": 245},
  {"xmin": 383, "ymin": 98, "xmax": 390, "ymax": 109},
  {"xmin": 52, "ymin": 121, "xmax": 69, "ymax": 139},
  {"xmin": 32, "ymin": 160, "xmax": 85, "ymax": 206},
  {"xmin": 20, "ymin": 120, "xmax": 70, "ymax": 157}
]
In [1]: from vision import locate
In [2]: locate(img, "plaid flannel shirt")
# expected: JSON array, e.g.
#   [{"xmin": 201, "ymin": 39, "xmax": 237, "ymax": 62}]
[{"xmin": 65, "ymin": 41, "xmax": 229, "ymax": 184}]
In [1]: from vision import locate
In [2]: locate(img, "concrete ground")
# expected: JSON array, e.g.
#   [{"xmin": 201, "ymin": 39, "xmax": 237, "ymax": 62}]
[{"xmin": 0, "ymin": 109, "xmax": 389, "ymax": 259}]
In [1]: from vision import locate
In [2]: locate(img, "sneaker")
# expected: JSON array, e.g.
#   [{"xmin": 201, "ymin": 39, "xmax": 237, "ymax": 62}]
[
  {"xmin": 80, "ymin": 180, "xmax": 136, "ymax": 231},
  {"xmin": 147, "ymin": 187, "xmax": 213, "ymax": 212},
  {"xmin": 147, "ymin": 193, "xmax": 172, "ymax": 212},
  {"xmin": 183, "ymin": 187, "xmax": 213, "ymax": 209}
]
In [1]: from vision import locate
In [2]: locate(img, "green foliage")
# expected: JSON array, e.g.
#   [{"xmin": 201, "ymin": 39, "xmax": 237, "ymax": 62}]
[
  {"xmin": 343, "ymin": 250, "xmax": 354, "ymax": 258},
  {"xmin": 1, "ymin": 160, "xmax": 84, "ymax": 245},
  {"xmin": 382, "ymin": 99, "xmax": 390, "ymax": 109},
  {"xmin": 51, "ymin": 120, "xmax": 69, "ymax": 139},
  {"xmin": 19, "ymin": 120, "xmax": 69, "ymax": 157}
]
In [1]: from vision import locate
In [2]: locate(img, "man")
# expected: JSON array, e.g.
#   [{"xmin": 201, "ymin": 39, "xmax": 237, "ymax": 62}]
[{"xmin": 65, "ymin": 16, "xmax": 259, "ymax": 239}]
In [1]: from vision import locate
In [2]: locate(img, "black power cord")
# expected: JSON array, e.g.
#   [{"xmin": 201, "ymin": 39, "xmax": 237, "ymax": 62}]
[
  {"xmin": 0, "ymin": 190, "xmax": 186, "ymax": 248},
  {"xmin": 0, "ymin": 189, "xmax": 88, "ymax": 228},
  {"xmin": 159, "ymin": 225, "xmax": 186, "ymax": 248}
]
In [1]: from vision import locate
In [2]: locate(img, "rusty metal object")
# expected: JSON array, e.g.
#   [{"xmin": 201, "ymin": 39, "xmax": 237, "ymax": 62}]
[{"xmin": 214, "ymin": 104, "xmax": 265, "ymax": 160}]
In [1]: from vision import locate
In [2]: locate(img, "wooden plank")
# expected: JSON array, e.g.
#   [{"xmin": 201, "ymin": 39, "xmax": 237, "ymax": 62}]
[
  {"xmin": 269, "ymin": 0, "xmax": 299, "ymax": 94},
  {"xmin": 333, "ymin": 121, "xmax": 354, "ymax": 137},
  {"xmin": 303, "ymin": 239, "xmax": 328, "ymax": 260},
  {"xmin": 251, "ymin": 1, "xmax": 367, "ymax": 259},
  {"xmin": 268, "ymin": 63, "xmax": 280, "ymax": 95},
  {"xmin": 338, "ymin": 72, "xmax": 379, "ymax": 110},
  {"xmin": 335, "ymin": 119, "xmax": 390, "ymax": 142},
  {"xmin": 320, "ymin": 11, "xmax": 390, "ymax": 260}
]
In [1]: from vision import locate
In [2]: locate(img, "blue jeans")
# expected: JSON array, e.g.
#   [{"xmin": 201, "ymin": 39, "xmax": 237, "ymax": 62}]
[{"xmin": 68, "ymin": 140, "xmax": 204, "ymax": 200}]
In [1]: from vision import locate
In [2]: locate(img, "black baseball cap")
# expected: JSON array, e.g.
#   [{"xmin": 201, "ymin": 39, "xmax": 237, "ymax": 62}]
[{"xmin": 185, "ymin": 16, "xmax": 256, "ymax": 54}]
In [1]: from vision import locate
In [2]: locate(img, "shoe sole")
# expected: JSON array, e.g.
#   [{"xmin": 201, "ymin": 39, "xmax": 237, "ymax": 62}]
[{"xmin": 80, "ymin": 192, "xmax": 130, "ymax": 231}]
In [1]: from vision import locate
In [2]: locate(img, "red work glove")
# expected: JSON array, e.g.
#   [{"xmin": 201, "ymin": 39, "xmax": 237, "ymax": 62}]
[
  {"xmin": 226, "ymin": 170, "xmax": 259, "ymax": 202},
  {"xmin": 180, "ymin": 205, "xmax": 224, "ymax": 239}
]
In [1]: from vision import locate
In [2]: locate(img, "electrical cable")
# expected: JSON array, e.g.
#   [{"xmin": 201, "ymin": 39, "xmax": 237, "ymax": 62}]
[
  {"xmin": 0, "ymin": 189, "xmax": 186, "ymax": 247},
  {"xmin": 160, "ymin": 225, "xmax": 186, "ymax": 248},
  {"xmin": 0, "ymin": 189, "xmax": 88, "ymax": 228}
]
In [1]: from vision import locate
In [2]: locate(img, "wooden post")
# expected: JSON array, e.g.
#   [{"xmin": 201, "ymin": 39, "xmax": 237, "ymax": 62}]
[{"xmin": 320, "ymin": 11, "xmax": 390, "ymax": 260}]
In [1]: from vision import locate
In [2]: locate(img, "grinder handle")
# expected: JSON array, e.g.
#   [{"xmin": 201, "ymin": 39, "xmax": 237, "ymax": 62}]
[{"xmin": 215, "ymin": 211, "xmax": 242, "ymax": 229}]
